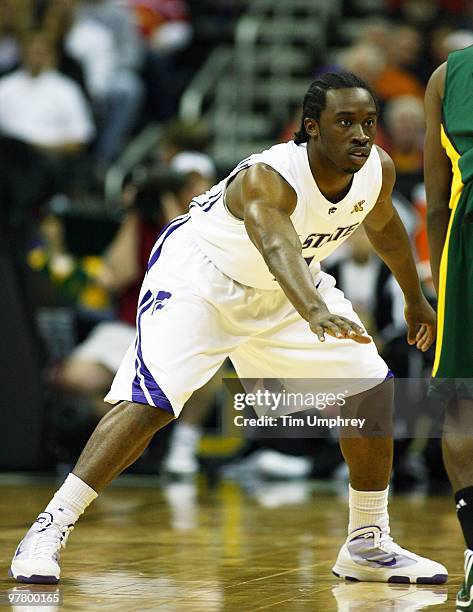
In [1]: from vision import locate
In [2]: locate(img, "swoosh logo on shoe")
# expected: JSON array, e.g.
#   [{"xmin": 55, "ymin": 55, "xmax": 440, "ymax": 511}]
[
  {"xmin": 373, "ymin": 557, "xmax": 397, "ymax": 567},
  {"xmin": 14, "ymin": 542, "xmax": 25, "ymax": 558},
  {"xmin": 35, "ymin": 512, "xmax": 54, "ymax": 532}
]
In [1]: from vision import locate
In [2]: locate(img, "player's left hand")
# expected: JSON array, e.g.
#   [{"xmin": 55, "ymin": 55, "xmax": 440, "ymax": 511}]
[{"xmin": 404, "ymin": 296, "xmax": 436, "ymax": 352}]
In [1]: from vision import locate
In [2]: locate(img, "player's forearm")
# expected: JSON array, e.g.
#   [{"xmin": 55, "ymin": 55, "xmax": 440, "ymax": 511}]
[
  {"xmin": 365, "ymin": 212, "xmax": 423, "ymax": 303},
  {"xmin": 262, "ymin": 238, "xmax": 328, "ymax": 321},
  {"xmin": 426, "ymin": 204, "xmax": 450, "ymax": 295}
]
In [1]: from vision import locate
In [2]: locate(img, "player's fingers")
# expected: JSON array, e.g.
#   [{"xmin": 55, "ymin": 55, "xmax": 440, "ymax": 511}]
[
  {"xmin": 407, "ymin": 325, "xmax": 417, "ymax": 345},
  {"xmin": 336, "ymin": 317, "xmax": 371, "ymax": 342},
  {"xmin": 323, "ymin": 321, "xmax": 345, "ymax": 339},
  {"xmin": 352, "ymin": 333, "xmax": 372, "ymax": 344},
  {"xmin": 417, "ymin": 328, "xmax": 433, "ymax": 352},
  {"xmin": 416, "ymin": 325, "xmax": 429, "ymax": 344},
  {"xmin": 311, "ymin": 325, "xmax": 326, "ymax": 342},
  {"xmin": 331, "ymin": 317, "xmax": 354, "ymax": 338},
  {"xmin": 337, "ymin": 317, "xmax": 366, "ymax": 337},
  {"xmin": 416, "ymin": 324, "xmax": 427, "ymax": 340}
]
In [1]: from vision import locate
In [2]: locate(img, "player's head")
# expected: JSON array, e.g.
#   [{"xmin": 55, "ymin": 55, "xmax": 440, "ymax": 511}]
[{"xmin": 294, "ymin": 72, "xmax": 379, "ymax": 174}]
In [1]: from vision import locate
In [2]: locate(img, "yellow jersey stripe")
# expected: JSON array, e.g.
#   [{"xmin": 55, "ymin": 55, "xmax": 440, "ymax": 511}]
[{"xmin": 432, "ymin": 124, "xmax": 464, "ymax": 376}]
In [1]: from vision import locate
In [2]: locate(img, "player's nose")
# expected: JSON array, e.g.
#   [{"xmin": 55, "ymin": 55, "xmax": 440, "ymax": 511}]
[{"xmin": 351, "ymin": 125, "xmax": 370, "ymax": 143}]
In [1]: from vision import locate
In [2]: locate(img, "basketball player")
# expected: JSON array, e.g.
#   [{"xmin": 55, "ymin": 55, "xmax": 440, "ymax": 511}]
[
  {"xmin": 11, "ymin": 72, "xmax": 447, "ymax": 585},
  {"xmin": 424, "ymin": 47, "xmax": 473, "ymax": 610}
]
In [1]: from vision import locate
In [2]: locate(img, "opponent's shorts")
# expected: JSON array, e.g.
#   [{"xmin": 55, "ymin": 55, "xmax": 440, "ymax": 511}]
[{"xmin": 105, "ymin": 217, "xmax": 389, "ymax": 416}]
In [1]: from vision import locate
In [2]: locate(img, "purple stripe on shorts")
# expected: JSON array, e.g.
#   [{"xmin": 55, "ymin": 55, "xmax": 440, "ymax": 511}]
[
  {"xmin": 147, "ymin": 215, "xmax": 190, "ymax": 271},
  {"xmin": 131, "ymin": 289, "xmax": 174, "ymax": 412}
]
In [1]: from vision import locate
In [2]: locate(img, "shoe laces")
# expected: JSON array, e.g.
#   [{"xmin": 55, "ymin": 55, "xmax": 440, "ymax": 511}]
[
  {"xmin": 32, "ymin": 523, "xmax": 74, "ymax": 559},
  {"xmin": 373, "ymin": 527, "xmax": 400, "ymax": 555}
]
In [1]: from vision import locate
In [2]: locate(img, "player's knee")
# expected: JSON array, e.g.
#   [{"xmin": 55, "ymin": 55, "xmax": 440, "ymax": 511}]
[{"xmin": 117, "ymin": 400, "xmax": 175, "ymax": 433}]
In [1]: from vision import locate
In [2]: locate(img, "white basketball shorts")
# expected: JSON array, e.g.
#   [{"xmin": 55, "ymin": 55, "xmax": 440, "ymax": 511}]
[{"xmin": 105, "ymin": 214, "xmax": 389, "ymax": 416}]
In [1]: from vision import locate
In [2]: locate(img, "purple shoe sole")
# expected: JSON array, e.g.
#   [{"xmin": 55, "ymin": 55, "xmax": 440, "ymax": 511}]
[
  {"xmin": 416, "ymin": 574, "xmax": 448, "ymax": 585},
  {"xmin": 333, "ymin": 571, "xmax": 448, "ymax": 585},
  {"xmin": 8, "ymin": 569, "xmax": 59, "ymax": 584}
]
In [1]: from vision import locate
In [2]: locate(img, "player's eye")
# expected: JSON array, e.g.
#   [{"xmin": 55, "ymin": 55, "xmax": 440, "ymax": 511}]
[
  {"xmin": 365, "ymin": 118, "xmax": 376, "ymax": 127},
  {"xmin": 339, "ymin": 119, "xmax": 352, "ymax": 127}
]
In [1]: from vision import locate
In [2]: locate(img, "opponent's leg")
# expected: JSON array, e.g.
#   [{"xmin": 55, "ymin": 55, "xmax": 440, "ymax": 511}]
[
  {"xmin": 10, "ymin": 401, "xmax": 173, "ymax": 584},
  {"xmin": 333, "ymin": 378, "xmax": 448, "ymax": 584},
  {"xmin": 442, "ymin": 400, "xmax": 473, "ymax": 610}
]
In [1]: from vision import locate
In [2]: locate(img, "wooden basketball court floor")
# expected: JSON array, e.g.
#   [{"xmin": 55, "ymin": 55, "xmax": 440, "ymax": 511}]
[{"xmin": 0, "ymin": 476, "xmax": 465, "ymax": 610}]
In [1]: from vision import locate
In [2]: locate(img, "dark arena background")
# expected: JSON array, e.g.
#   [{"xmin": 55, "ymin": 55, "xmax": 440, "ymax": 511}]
[{"xmin": 0, "ymin": 1, "xmax": 471, "ymax": 610}]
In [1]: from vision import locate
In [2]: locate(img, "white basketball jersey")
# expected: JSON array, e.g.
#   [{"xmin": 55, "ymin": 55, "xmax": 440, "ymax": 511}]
[{"xmin": 188, "ymin": 141, "xmax": 383, "ymax": 289}]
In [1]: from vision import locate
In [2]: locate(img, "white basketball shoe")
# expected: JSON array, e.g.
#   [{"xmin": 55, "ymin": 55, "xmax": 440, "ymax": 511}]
[
  {"xmin": 10, "ymin": 509, "xmax": 75, "ymax": 584},
  {"xmin": 332, "ymin": 525, "xmax": 448, "ymax": 584},
  {"xmin": 456, "ymin": 549, "xmax": 473, "ymax": 611}
]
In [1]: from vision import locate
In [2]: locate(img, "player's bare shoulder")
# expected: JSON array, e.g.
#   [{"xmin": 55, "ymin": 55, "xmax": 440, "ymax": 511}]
[
  {"xmin": 426, "ymin": 62, "xmax": 446, "ymax": 100},
  {"xmin": 226, "ymin": 162, "xmax": 297, "ymax": 219},
  {"xmin": 375, "ymin": 145, "xmax": 396, "ymax": 201}
]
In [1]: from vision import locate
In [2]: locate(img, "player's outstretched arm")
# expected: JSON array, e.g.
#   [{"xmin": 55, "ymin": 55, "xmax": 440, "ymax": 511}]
[
  {"xmin": 424, "ymin": 62, "xmax": 452, "ymax": 295},
  {"xmin": 363, "ymin": 148, "xmax": 436, "ymax": 352},
  {"xmin": 236, "ymin": 163, "xmax": 370, "ymax": 343}
]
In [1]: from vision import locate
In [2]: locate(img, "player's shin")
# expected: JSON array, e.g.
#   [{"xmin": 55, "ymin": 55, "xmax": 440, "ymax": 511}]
[{"xmin": 10, "ymin": 400, "xmax": 174, "ymax": 584}]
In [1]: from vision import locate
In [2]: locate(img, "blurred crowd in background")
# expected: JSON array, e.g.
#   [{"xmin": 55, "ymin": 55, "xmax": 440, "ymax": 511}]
[{"xmin": 2, "ymin": 0, "xmax": 472, "ymax": 492}]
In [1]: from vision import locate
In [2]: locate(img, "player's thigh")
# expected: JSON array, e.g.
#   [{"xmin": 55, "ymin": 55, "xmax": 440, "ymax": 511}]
[{"xmin": 107, "ymin": 291, "xmax": 238, "ymax": 416}]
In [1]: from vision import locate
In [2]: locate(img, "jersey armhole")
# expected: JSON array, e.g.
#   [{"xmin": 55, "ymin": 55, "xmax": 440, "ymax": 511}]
[{"xmin": 222, "ymin": 160, "xmax": 299, "ymax": 223}]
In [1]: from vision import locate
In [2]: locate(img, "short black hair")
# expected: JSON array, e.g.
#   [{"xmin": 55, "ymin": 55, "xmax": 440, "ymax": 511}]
[{"xmin": 294, "ymin": 71, "xmax": 379, "ymax": 144}]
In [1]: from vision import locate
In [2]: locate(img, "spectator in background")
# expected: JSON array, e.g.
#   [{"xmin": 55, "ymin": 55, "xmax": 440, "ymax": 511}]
[
  {"xmin": 0, "ymin": 31, "xmax": 94, "ymax": 244},
  {"xmin": 339, "ymin": 43, "xmax": 386, "ymax": 93},
  {"xmin": 130, "ymin": 0, "xmax": 192, "ymax": 54},
  {"xmin": 0, "ymin": 31, "xmax": 93, "ymax": 153},
  {"xmin": 40, "ymin": 0, "xmax": 89, "ymax": 96},
  {"xmin": 55, "ymin": 175, "xmax": 184, "ymax": 406},
  {"xmin": 161, "ymin": 118, "xmax": 212, "ymax": 162},
  {"xmin": 63, "ymin": 0, "xmax": 145, "ymax": 169},
  {"xmin": 159, "ymin": 118, "xmax": 217, "ymax": 207},
  {"xmin": 128, "ymin": 0, "xmax": 192, "ymax": 120},
  {"xmin": 169, "ymin": 151, "xmax": 216, "ymax": 207},
  {"xmin": 383, "ymin": 95, "xmax": 425, "ymax": 202},
  {"xmin": 373, "ymin": 25, "xmax": 424, "ymax": 104},
  {"xmin": 388, "ymin": 0, "xmax": 467, "ymax": 28},
  {"xmin": 0, "ymin": 0, "xmax": 30, "ymax": 77}
]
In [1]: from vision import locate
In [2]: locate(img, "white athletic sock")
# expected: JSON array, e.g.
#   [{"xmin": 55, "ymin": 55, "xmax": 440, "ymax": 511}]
[
  {"xmin": 348, "ymin": 485, "xmax": 389, "ymax": 535},
  {"xmin": 44, "ymin": 473, "xmax": 98, "ymax": 523}
]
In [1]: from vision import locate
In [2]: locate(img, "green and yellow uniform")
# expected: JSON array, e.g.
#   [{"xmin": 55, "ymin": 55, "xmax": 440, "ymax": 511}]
[{"xmin": 433, "ymin": 44, "xmax": 473, "ymax": 390}]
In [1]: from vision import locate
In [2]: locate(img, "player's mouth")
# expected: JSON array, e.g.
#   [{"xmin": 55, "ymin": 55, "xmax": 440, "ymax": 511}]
[{"xmin": 348, "ymin": 147, "xmax": 370, "ymax": 164}]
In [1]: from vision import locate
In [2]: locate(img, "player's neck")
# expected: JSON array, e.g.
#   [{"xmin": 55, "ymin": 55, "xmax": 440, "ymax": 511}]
[{"xmin": 307, "ymin": 142, "xmax": 353, "ymax": 204}]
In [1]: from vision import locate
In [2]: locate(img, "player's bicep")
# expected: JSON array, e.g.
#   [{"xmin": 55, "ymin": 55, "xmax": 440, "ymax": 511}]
[
  {"xmin": 363, "ymin": 148, "xmax": 396, "ymax": 233},
  {"xmin": 240, "ymin": 164, "xmax": 300, "ymax": 254}
]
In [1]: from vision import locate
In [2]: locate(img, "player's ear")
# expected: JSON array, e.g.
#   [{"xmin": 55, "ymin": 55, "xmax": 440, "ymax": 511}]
[{"xmin": 304, "ymin": 118, "xmax": 319, "ymax": 138}]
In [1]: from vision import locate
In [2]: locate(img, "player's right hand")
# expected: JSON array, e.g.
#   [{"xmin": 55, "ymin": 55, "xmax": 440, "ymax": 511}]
[{"xmin": 309, "ymin": 309, "xmax": 371, "ymax": 344}]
